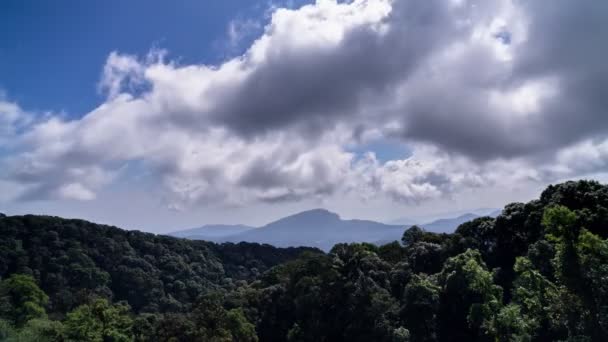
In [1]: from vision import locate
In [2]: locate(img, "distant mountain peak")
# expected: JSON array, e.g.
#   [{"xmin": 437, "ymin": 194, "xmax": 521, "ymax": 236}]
[
  {"xmin": 420, "ymin": 213, "xmax": 480, "ymax": 233},
  {"xmin": 274, "ymin": 208, "xmax": 340, "ymax": 223},
  {"xmin": 300, "ymin": 208, "xmax": 338, "ymax": 216},
  {"xmin": 456, "ymin": 213, "xmax": 478, "ymax": 220},
  {"xmin": 169, "ymin": 224, "xmax": 255, "ymax": 239},
  {"xmin": 226, "ymin": 208, "xmax": 402, "ymax": 251},
  {"xmin": 285, "ymin": 208, "xmax": 340, "ymax": 219}
]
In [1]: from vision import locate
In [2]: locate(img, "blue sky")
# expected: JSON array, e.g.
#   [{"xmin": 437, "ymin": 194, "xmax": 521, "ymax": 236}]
[
  {"xmin": 1, "ymin": 0, "xmax": 607, "ymax": 232},
  {"xmin": 0, "ymin": 1, "xmax": 308, "ymax": 114}
]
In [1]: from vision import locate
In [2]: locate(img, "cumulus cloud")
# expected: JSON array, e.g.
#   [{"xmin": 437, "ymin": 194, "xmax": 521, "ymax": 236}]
[{"xmin": 3, "ymin": 0, "xmax": 608, "ymax": 208}]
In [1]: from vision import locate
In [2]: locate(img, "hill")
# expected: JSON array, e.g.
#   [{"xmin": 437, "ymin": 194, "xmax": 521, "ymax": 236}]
[
  {"xmin": 0, "ymin": 215, "xmax": 318, "ymax": 315},
  {"xmin": 224, "ymin": 209, "xmax": 405, "ymax": 251}
]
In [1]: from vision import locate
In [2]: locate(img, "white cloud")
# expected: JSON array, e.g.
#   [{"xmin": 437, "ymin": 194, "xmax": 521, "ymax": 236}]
[
  {"xmin": 98, "ymin": 52, "xmax": 146, "ymax": 100},
  {"xmin": 3, "ymin": 0, "xmax": 608, "ymax": 212}
]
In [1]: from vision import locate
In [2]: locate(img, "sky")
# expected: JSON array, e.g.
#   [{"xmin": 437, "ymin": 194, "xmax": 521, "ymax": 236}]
[{"xmin": 1, "ymin": 0, "xmax": 608, "ymax": 233}]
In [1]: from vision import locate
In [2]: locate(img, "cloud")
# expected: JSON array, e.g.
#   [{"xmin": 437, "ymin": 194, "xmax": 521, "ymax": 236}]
[
  {"xmin": 3, "ymin": 0, "xmax": 608, "ymax": 208},
  {"xmin": 226, "ymin": 18, "xmax": 263, "ymax": 51},
  {"xmin": 98, "ymin": 52, "xmax": 146, "ymax": 100},
  {"xmin": 0, "ymin": 98, "xmax": 34, "ymax": 146},
  {"xmin": 549, "ymin": 139, "xmax": 608, "ymax": 178},
  {"xmin": 394, "ymin": 0, "xmax": 608, "ymax": 160}
]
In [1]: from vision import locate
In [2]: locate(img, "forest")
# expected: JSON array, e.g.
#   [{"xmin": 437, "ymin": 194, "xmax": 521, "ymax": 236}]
[{"xmin": 1, "ymin": 180, "xmax": 607, "ymax": 341}]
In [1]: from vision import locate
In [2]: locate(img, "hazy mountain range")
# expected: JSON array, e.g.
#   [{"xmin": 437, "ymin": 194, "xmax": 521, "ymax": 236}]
[
  {"xmin": 169, "ymin": 208, "xmax": 501, "ymax": 251},
  {"xmin": 387, "ymin": 208, "xmax": 501, "ymax": 225},
  {"xmin": 170, "ymin": 224, "xmax": 255, "ymax": 240}
]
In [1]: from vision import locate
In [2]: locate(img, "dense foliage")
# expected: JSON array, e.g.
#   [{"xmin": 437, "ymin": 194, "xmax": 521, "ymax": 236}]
[{"xmin": 1, "ymin": 180, "xmax": 608, "ymax": 341}]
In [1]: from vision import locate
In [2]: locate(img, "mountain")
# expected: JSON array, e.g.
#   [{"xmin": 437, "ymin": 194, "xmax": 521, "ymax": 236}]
[
  {"xmin": 387, "ymin": 216, "xmax": 418, "ymax": 226},
  {"xmin": 169, "ymin": 224, "xmax": 255, "ymax": 241},
  {"xmin": 388, "ymin": 208, "xmax": 499, "ymax": 227},
  {"xmin": 174, "ymin": 209, "xmax": 502, "ymax": 249},
  {"xmin": 420, "ymin": 213, "xmax": 479, "ymax": 233},
  {"xmin": 225, "ymin": 209, "xmax": 405, "ymax": 251}
]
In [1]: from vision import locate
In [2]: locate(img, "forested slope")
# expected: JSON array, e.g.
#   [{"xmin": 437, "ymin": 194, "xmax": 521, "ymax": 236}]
[
  {"xmin": 0, "ymin": 215, "xmax": 317, "ymax": 316},
  {"xmin": 1, "ymin": 180, "xmax": 608, "ymax": 341}
]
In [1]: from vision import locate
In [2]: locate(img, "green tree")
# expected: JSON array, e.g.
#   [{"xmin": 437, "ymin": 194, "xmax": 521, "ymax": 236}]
[
  {"xmin": 63, "ymin": 298, "xmax": 133, "ymax": 342},
  {"xmin": 5, "ymin": 318, "xmax": 64, "ymax": 342},
  {"xmin": 153, "ymin": 313, "xmax": 196, "ymax": 341},
  {"xmin": 437, "ymin": 249, "xmax": 502, "ymax": 341},
  {"xmin": 0, "ymin": 274, "xmax": 49, "ymax": 327},
  {"xmin": 132, "ymin": 313, "xmax": 159, "ymax": 342},
  {"xmin": 510, "ymin": 257, "xmax": 566, "ymax": 340},
  {"xmin": 0, "ymin": 319, "xmax": 15, "ymax": 340},
  {"xmin": 543, "ymin": 205, "xmax": 608, "ymax": 339},
  {"xmin": 402, "ymin": 226, "xmax": 425, "ymax": 246},
  {"xmin": 454, "ymin": 217, "xmax": 497, "ymax": 263},
  {"xmin": 493, "ymin": 304, "xmax": 532, "ymax": 342},
  {"xmin": 401, "ymin": 274, "xmax": 440, "ymax": 342},
  {"xmin": 493, "ymin": 201, "xmax": 545, "ymax": 299},
  {"xmin": 392, "ymin": 327, "xmax": 410, "ymax": 342},
  {"xmin": 406, "ymin": 242, "xmax": 444, "ymax": 274},
  {"xmin": 189, "ymin": 293, "xmax": 232, "ymax": 341},
  {"xmin": 576, "ymin": 230, "xmax": 608, "ymax": 336},
  {"xmin": 378, "ymin": 241, "xmax": 407, "ymax": 264},
  {"xmin": 226, "ymin": 308, "xmax": 258, "ymax": 342}
]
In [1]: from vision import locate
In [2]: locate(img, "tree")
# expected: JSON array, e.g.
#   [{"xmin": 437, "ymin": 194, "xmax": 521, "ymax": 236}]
[
  {"xmin": 454, "ymin": 217, "xmax": 497, "ymax": 263},
  {"xmin": 153, "ymin": 313, "xmax": 197, "ymax": 341},
  {"xmin": 575, "ymin": 230, "xmax": 608, "ymax": 337},
  {"xmin": 5, "ymin": 318, "xmax": 65, "ymax": 342},
  {"xmin": 402, "ymin": 226, "xmax": 425, "ymax": 246},
  {"xmin": 0, "ymin": 274, "xmax": 49, "ymax": 327},
  {"xmin": 378, "ymin": 241, "xmax": 407, "ymax": 264},
  {"xmin": 493, "ymin": 201, "xmax": 545, "ymax": 299},
  {"xmin": 437, "ymin": 249, "xmax": 502, "ymax": 341},
  {"xmin": 401, "ymin": 274, "xmax": 440, "ymax": 342},
  {"xmin": 510, "ymin": 257, "xmax": 566, "ymax": 340},
  {"xmin": 540, "ymin": 180, "xmax": 608, "ymax": 238},
  {"xmin": 0, "ymin": 319, "xmax": 14, "ymax": 340},
  {"xmin": 493, "ymin": 304, "xmax": 532, "ymax": 342},
  {"xmin": 392, "ymin": 327, "xmax": 410, "ymax": 342},
  {"xmin": 406, "ymin": 242, "xmax": 444, "ymax": 274},
  {"xmin": 132, "ymin": 313, "xmax": 160, "ymax": 342},
  {"xmin": 543, "ymin": 205, "xmax": 608, "ymax": 340},
  {"xmin": 226, "ymin": 308, "xmax": 258, "ymax": 342},
  {"xmin": 63, "ymin": 298, "xmax": 133, "ymax": 342},
  {"xmin": 189, "ymin": 293, "xmax": 232, "ymax": 341}
]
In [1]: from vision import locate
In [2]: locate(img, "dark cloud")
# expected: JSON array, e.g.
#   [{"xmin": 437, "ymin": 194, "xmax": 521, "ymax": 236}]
[
  {"xmin": 208, "ymin": 0, "xmax": 462, "ymax": 138},
  {"xmin": 513, "ymin": 0, "xmax": 608, "ymax": 151},
  {"xmin": 201, "ymin": 0, "xmax": 608, "ymax": 163},
  {"xmin": 400, "ymin": 0, "xmax": 608, "ymax": 161}
]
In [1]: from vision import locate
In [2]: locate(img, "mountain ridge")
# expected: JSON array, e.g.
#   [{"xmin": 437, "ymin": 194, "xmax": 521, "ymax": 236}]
[
  {"xmin": 170, "ymin": 208, "xmax": 495, "ymax": 251},
  {"xmin": 169, "ymin": 224, "xmax": 255, "ymax": 241},
  {"xmin": 221, "ymin": 208, "xmax": 402, "ymax": 250},
  {"xmin": 420, "ymin": 213, "xmax": 480, "ymax": 233}
]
